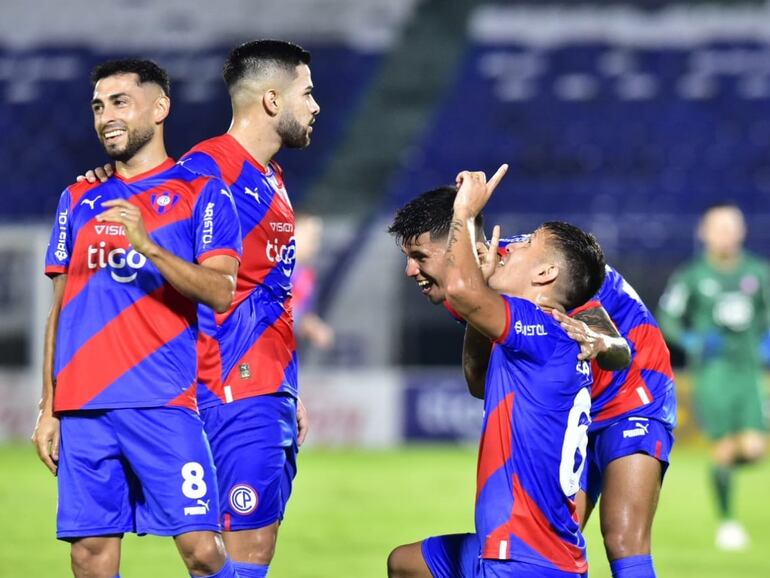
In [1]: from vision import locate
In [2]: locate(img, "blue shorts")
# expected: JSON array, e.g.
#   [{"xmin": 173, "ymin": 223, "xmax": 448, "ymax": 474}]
[
  {"xmin": 422, "ymin": 533, "xmax": 479, "ymax": 578},
  {"xmin": 421, "ymin": 534, "xmax": 585, "ymax": 578},
  {"xmin": 57, "ymin": 407, "xmax": 220, "ymax": 540},
  {"xmin": 582, "ymin": 416, "xmax": 675, "ymax": 505},
  {"xmin": 201, "ymin": 394, "xmax": 298, "ymax": 531}
]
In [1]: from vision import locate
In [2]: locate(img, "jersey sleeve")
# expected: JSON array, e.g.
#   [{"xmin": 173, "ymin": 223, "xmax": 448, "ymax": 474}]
[
  {"xmin": 193, "ymin": 178, "xmax": 242, "ymax": 264},
  {"xmin": 495, "ymin": 295, "xmax": 557, "ymax": 362},
  {"xmin": 44, "ymin": 188, "xmax": 73, "ymax": 277},
  {"xmin": 179, "ymin": 151, "xmax": 222, "ymax": 180}
]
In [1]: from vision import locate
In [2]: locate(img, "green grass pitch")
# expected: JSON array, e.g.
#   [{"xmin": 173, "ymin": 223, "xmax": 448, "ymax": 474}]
[{"xmin": 1, "ymin": 443, "xmax": 768, "ymax": 577}]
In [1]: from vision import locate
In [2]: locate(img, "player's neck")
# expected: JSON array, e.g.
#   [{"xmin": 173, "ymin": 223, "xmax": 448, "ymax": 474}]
[
  {"xmin": 707, "ymin": 250, "xmax": 741, "ymax": 271},
  {"xmin": 115, "ymin": 138, "xmax": 170, "ymax": 180},
  {"xmin": 228, "ymin": 116, "xmax": 280, "ymax": 168},
  {"xmin": 531, "ymin": 292, "xmax": 565, "ymax": 313}
]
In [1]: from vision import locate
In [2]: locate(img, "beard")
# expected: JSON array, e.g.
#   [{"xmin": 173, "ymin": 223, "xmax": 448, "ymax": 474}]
[
  {"xmin": 277, "ymin": 112, "xmax": 311, "ymax": 149},
  {"xmin": 102, "ymin": 124, "xmax": 154, "ymax": 162}
]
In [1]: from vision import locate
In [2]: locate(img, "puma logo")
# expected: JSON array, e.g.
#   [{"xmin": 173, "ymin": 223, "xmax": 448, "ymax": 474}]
[
  {"xmin": 80, "ymin": 195, "xmax": 102, "ymax": 210},
  {"xmin": 244, "ymin": 187, "xmax": 260, "ymax": 203}
]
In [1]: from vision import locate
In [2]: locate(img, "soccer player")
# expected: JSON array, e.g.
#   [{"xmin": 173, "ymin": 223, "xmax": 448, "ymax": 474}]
[
  {"xmin": 293, "ymin": 212, "xmax": 335, "ymax": 350},
  {"xmin": 389, "ymin": 188, "xmax": 676, "ymax": 578},
  {"xmin": 389, "ymin": 166, "xmax": 607, "ymax": 578},
  {"xmin": 30, "ymin": 59, "xmax": 242, "ymax": 578},
  {"xmin": 77, "ymin": 41, "xmax": 317, "ymax": 577},
  {"xmin": 658, "ymin": 203, "xmax": 769, "ymax": 550},
  {"xmin": 177, "ymin": 40, "xmax": 319, "ymax": 578}
]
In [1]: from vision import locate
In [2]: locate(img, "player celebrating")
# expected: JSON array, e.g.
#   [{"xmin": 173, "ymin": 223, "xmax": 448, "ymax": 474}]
[
  {"xmin": 389, "ymin": 187, "xmax": 676, "ymax": 578},
  {"xmin": 77, "ymin": 40, "xmax": 318, "ymax": 577},
  {"xmin": 658, "ymin": 203, "xmax": 769, "ymax": 550},
  {"xmin": 390, "ymin": 166, "xmax": 607, "ymax": 578},
  {"xmin": 31, "ymin": 59, "xmax": 242, "ymax": 578},
  {"xmin": 177, "ymin": 40, "xmax": 319, "ymax": 578}
]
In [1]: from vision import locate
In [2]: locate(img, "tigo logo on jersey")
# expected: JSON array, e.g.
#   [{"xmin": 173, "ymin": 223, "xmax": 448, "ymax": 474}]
[
  {"xmin": 229, "ymin": 484, "xmax": 258, "ymax": 515},
  {"xmin": 54, "ymin": 210, "xmax": 68, "ymax": 261},
  {"xmin": 87, "ymin": 241, "xmax": 147, "ymax": 283},
  {"xmin": 150, "ymin": 192, "xmax": 180, "ymax": 214},
  {"xmin": 266, "ymin": 237, "xmax": 296, "ymax": 277},
  {"xmin": 514, "ymin": 320, "xmax": 547, "ymax": 336}
]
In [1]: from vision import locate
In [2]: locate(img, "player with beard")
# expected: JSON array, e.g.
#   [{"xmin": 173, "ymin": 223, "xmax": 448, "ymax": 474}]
[
  {"xmin": 176, "ymin": 40, "xmax": 318, "ymax": 578},
  {"xmin": 78, "ymin": 41, "xmax": 318, "ymax": 577},
  {"xmin": 32, "ymin": 59, "xmax": 242, "ymax": 578}
]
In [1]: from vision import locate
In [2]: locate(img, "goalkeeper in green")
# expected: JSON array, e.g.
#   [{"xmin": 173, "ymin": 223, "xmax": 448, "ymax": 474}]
[{"xmin": 658, "ymin": 203, "xmax": 769, "ymax": 551}]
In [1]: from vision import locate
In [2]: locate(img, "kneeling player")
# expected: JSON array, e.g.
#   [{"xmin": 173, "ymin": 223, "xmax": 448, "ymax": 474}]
[{"xmin": 389, "ymin": 166, "xmax": 606, "ymax": 577}]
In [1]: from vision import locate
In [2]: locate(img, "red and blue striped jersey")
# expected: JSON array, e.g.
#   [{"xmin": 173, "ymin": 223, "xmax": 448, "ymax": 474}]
[
  {"xmin": 44, "ymin": 159, "xmax": 242, "ymax": 412},
  {"xmin": 180, "ymin": 135, "xmax": 298, "ymax": 408},
  {"xmin": 478, "ymin": 295, "xmax": 590, "ymax": 574},
  {"xmin": 572, "ymin": 265, "xmax": 677, "ymax": 431}
]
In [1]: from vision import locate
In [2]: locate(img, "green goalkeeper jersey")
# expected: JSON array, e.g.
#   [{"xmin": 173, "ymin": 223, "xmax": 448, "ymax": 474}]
[{"xmin": 658, "ymin": 252, "xmax": 770, "ymax": 368}]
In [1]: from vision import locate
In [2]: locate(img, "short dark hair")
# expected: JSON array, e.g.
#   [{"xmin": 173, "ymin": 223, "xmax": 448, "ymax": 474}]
[
  {"xmin": 539, "ymin": 221, "xmax": 606, "ymax": 310},
  {"xmin": 90, "ymin": 58, "xmax": 170, "ymax": 96},
  {"xmin": 223, "ymin": 39, "xmax": 311, "ymax": 91},
  {"xmin": 388, "ymin": 186, "xmax": 485, "ymax": 246}
]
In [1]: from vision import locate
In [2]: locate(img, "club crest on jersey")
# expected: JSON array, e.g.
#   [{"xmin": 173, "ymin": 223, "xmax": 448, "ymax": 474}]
[
  {"xmin": 238, "ymin": 363, "xmax": 252, "ymax": 379},
  {"xmin": 150, "ymin": 192, "xmax": 180, "ymax": 214},
  {"xmin": 229, "ymin": 484, "xmax": 258, "ymax": 515}
]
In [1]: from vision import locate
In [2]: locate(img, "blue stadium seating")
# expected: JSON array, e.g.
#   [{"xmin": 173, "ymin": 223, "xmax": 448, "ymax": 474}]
[
  {"xmin": 0, "ymin": 46, "xmax": 381, "ymax": 219},
  {"xmin": 387, "ymin": 41, "xmax": 770, "ymax": 259}
]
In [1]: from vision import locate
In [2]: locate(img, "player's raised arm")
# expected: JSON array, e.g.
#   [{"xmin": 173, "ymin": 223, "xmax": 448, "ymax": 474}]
[
  {"xmin": 444, "ymin": 166, "xmax": 508, "ymax": 340},
  {"xmin": 31, "ymin": 273, "xmax": 67, "ymax": 475},
  {"xmin": 553, "ymin": 305, "xmax": 631, "ymax": 370}
]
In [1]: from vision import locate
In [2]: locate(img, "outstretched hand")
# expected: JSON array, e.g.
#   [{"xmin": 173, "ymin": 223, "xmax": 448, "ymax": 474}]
[{"xmin": 454, "ymin": 164, "xmax": 508, "ymax": 217}]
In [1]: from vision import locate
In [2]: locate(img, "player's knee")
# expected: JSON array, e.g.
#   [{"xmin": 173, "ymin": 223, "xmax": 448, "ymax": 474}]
[
  {"xmin": 178, "ymin": 533, "xmax": 227, "ymax": 574},
  {"xmin": 387, "ymin": 545, "xmax": 413, "ymax": 577},
  {"xmin": 603, "ymin": 527, "xmax": 650, "ymax": 560}
]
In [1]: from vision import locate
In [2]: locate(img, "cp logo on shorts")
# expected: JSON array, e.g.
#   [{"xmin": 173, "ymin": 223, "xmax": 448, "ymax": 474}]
[{"xmin": 229, "ymin": 484, "xmax": 258, "ymax": 515}]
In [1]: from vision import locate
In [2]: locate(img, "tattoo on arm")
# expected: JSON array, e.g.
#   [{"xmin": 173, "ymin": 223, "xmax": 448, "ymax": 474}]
[
  {"xmin": 446, "ymin": 218, "xmax": 465, "ymax": 256},
  {"xmin": 574, "ymin": 306, "xmax": 620, "ymax": 337}
]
